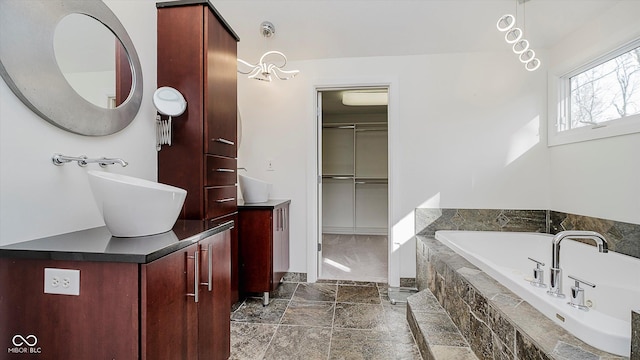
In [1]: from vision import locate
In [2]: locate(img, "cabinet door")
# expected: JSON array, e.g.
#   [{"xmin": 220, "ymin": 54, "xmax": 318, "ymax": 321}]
[
  {"xmin": 272, "ymin": 208, "xmax": 281, "ymax": 289},
  {"xmin": 204, "ymin": 7, "xmax": 237, "ymax": 158},
  {"xmin": 0, "ymin": 258, "xmax": 138, "ymax": 359},
  {"xmin": 282, "ymin": 205, "xmax": 290, "ymax": 276},
  {"xmin": 197, "ymin": 231, "xmax": 231, "ymax": 360},
  {"xmin": 238, "ymin": 209, "xmax": 273, "ymax": 293},
  {"xmin": 142, "ymin": 244, "xmax": 199, "ymax": 360},
  {"xmin": 273, "ymin": 205, "xmax": 290, "ymax": 287},
  {"xmin": 208, "ymin": 213, "xmax": 239, "ymax": 306}
]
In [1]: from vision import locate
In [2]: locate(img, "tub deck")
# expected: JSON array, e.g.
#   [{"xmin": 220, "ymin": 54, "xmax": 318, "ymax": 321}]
[{"xmin": 414, "ymin": 234, "xmax": 629, "ymax": 360}]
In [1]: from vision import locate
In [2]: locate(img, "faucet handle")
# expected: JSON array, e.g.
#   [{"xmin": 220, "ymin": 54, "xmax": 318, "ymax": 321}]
[
  {"xmin": 527, "ymin": 257, "xmax": 546, "ymax": 288},
  {"xmin": 567, "ymin": 275, "xmax": 595, "ymax": 311},
  {"xmin": 527, "ymin": 257, "xmax": 545, "ymax": 267},
  {"xmin": 568, "ymin": 275, "xmax": 595, "ymax": 288}
]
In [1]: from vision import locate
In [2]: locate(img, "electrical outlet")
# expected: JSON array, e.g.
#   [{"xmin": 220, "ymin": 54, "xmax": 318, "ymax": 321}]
[
  {"xmin": 266, "ymin": 159, "xmax": 274, "ymax": 171},
  {"xmin": 44, "ymin": 268, "xmax": 80, "ymax": 296}
]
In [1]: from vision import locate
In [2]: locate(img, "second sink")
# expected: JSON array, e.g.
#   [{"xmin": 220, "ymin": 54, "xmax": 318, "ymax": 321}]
[{"xmin": 238, "ymin": 174, "xmax": 271, "ymax": 203}]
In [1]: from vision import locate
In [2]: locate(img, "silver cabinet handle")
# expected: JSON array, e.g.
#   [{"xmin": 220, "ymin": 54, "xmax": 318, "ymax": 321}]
[
  {"xmin": 213, "ymin": 138, "xmax": 235, "ymax": 146},
  {"xmin": 277, "ymin": 208, "xmax": 282, "ymax": 231},
  {"xmin": 199, "ymin": 244, "xmax": 213, "ymax": 291},
  {"xmin": 207, "ymin": 243, "xmax": 212, "ymax": 291},
  {"xmin": 216, "ymin": 197, "xmax": 235, "ymax": 203},
  {"xmin": 215, "ymin": 168, "xmax": 235, "ymax": 173},
  {"xmin": 186, "ymin": 249, "xmax": 199, "ymax": 303}
]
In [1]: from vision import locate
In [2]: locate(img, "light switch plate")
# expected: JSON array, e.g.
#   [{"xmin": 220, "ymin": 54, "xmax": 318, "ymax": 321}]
[{"xmin": 44, "ymin": 268, "xmax": 80, "ymax": 296}]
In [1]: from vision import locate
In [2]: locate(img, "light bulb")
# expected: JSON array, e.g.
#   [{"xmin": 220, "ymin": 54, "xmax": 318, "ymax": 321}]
[
  {"xmin": 512, "ymin": 39, "xmax": 529, "ymax": 54},
  {"xmin": 496, "ymin": 14, "xmax": 515, "ymax": 32},
  {"xmin": 519, "ymin": 49, "xmax": 535, "ymax": 63},
  {"xmin": 505, "ymin": 28, "xmax": 523, "ymax": 44},
  {"xmin": 525, "ymin": 58, "xmax": 541, "ymax": 71}
]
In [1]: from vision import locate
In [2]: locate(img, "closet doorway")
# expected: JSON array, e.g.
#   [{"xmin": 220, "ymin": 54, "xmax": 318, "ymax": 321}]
[{"xmin": 318, "ymin": 88, "xmax": 389, "ymax": 283}]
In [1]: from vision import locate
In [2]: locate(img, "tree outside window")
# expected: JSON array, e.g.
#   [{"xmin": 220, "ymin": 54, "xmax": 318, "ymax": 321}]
[{"xmin": 567, "ymin": 46, "xmax": 640, "ymax": 130}]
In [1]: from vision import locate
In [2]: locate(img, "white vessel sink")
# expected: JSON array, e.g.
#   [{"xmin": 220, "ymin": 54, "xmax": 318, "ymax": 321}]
[
  {"xmin": 87, "ymin": 170, "xmax": 187, "ymax": 237},
  {"xmin": 238, "ymin": 174, "xmax": 271, "ymax": 203}
]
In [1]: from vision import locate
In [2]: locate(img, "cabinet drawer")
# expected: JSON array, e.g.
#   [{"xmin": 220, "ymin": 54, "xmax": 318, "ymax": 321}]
[
  {"xmin": 205, "ymin": 186, "xmax": 237, "ymax": 219},
  {"xmin": 207, "ymin": 132, "xmax": 237, "ymax": 158},
  {"xmin": 206, "ymin": 155, "xmax": 237, "ymax": 186}
]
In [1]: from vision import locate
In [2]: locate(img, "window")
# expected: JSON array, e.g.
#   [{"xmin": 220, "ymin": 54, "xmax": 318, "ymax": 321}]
[{"xmin": 550, "ymin": 39, "xmax": 640, "ymax": 145}]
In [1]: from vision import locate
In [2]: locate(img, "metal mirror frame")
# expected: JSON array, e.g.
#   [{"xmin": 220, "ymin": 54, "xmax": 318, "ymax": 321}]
[{"xmin": 0, "ymin": 0, "xmax": 143, "ymax": 136}]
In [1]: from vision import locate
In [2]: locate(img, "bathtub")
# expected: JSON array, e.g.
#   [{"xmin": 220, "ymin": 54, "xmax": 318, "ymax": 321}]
[{"xmin": 434, "ymin": 230, "xmax": 640, "ymax": 357}]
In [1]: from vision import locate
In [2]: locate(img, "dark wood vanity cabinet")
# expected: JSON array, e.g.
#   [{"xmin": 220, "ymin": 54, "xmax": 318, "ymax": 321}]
[
  {"xmin": 156, "ymin": 0, "xmax": 240, "ymax": 306},
  {"xmin": 238, "ymin": 201, "xmax": 290, "ymax": 303},
  {"xmin": 0, "ymin": 224, "xmax": 231, "ymax": 360},
  {"xmin": 143, "ymin": 231, "xmax": 230, "ymax": 360}
]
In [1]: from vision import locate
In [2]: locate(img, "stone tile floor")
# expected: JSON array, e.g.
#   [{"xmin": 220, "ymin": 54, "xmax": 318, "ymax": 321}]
[{"xmin": 230, "ymin": 281, "xmax": 423, "ymax": 359}]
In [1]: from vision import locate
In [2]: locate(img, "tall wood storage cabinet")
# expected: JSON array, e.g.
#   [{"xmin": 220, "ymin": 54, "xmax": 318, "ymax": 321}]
[{"xmin": 156, "ymin": 0, "xmax": 241, "ymax": 309}]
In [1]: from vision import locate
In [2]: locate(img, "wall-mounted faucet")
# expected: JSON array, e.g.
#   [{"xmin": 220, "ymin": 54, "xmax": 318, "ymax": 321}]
[
  {"xmin": 547, "ymin": 230, "xmax": 608, "ymax": 298},
  {"xmin": 52, "ymin": 154, "xmax": 128, "ymax": 168}
]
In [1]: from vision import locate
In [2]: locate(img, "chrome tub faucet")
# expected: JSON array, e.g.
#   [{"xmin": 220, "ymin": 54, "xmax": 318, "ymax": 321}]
[{"xmin": 547, "ymin": 231, "xmax": 608, "ymax": 298}]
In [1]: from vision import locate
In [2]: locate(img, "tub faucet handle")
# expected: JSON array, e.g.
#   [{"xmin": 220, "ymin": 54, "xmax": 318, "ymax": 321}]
[
  {"xmin": 527, "ymin": 257, "xmax": 546, "ymax": 288},
  {"xmin": 567, "ymin": 275, "xmax": 595, "ymax": 311}
]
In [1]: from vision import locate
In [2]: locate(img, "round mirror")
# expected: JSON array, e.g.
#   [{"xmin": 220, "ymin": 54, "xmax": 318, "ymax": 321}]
[
  {"xmin": 0, "ymin": 0, "xmax": 142, "ymax": 136},
  {"xmin": 54, "ymin": 14, "xmax": 129, "ymax": 109}
]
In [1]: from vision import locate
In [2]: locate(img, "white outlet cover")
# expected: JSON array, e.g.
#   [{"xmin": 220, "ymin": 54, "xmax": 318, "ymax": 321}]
[{"xmin": 44, "ymin": 268, "xmax": 80, "ymax": 296}]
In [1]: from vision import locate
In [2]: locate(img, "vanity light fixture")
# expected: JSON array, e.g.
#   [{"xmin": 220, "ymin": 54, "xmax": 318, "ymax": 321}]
[
  {"xmin": 237, "ymin": 21, "xmax": 299, "ymax": 82},
  {"xmin": 153, "ymin": 87, "xmax": 187, "ymax": 150},
  {"xmin": 496, "ymin": 0, "xmax": 541, "ymax": 71}
]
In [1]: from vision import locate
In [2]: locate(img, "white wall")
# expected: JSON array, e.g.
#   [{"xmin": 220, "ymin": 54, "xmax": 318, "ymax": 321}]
[
  {"xmin": 0, "ymin": 0, "xmax": 158, "ymax": 245},
  {"xmin": 237, "ymin": 51, "xmax": 550, "ymax": 281},
  {"xmin": 547, "ymin": 1, "xmax": 640, "ymax": 224}
]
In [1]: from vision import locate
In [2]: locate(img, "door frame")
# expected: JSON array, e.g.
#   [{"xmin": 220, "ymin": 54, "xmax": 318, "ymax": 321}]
[{"xmin": 307, "ymin": 79, "xmax": 400, "ymax": 286}]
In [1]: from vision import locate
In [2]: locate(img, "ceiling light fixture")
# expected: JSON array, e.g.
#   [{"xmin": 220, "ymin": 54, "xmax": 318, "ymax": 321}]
[
  {"xmin": 342, "ymin": 91, "xmax": 388, "ymax": 106},
  {"xmin": 496, "ymin": 0, "xmax": 541, "ymax": 72},
  {"xmin": 237, "ymin": 21, "xmax": 299, "ymax": 82}
]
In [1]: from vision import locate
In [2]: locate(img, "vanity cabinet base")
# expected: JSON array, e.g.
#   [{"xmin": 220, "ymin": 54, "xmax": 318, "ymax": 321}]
[
  {"xmin": 238, "ymin": 201, "xmax": 290, "ymax": 300},
  {"xmin": 0, "ymin": 258, "xmax": 139, "ymax": 359},
  {"xmin": 0, "ymin": 230, "xmax": 231, "ymax": 360}
]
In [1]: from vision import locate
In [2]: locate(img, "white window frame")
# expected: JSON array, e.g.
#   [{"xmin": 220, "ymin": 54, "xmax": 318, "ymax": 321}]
[{"xmin": 548, "ymin": 38, "xmax": 640, "ymax": 146}]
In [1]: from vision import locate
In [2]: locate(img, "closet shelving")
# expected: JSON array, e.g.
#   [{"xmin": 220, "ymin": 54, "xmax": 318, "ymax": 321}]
[{"xmin": 322, "ymin": 121, "xmax": 388, "ymax": 235}]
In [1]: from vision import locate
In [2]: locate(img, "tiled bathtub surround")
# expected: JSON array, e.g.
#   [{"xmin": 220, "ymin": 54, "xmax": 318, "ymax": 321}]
[
  {"xmin": 415, "ymin": 209, "xmax": 548, "ymax": 236},
  {"xmin": 550, "ymin": 211, "xmax": 640, "ymax": 260},
  {"xmin": 415, "ymin": 208, "xmax": 640, "ymax": 259},
  {"xmin": 633, "ymin": 310, "xmax": 640, "ymax": 360},
  {"xmin": 415, "ymin": 235, "xmax": 628, "ymax": 359}
]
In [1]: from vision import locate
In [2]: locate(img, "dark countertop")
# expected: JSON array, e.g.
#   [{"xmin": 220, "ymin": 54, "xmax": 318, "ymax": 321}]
[
  {"xmin": 0, "ymin": 220, "xmax": 233, "ymax": 264},
  {"xmin": 237, "ymin": 199, "xmax": 290, "ymax": 210}
]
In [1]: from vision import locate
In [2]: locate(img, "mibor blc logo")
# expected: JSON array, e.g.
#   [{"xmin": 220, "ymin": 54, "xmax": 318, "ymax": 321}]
[{"xmin": 8, "ymin": 334, "xmax": 42, "ymax": 354}]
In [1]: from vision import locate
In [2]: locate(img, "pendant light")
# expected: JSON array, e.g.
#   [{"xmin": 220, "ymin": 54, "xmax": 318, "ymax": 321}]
[{"xmin": 496, "ymin": 0, "xmax": 541, "ymax": 71}]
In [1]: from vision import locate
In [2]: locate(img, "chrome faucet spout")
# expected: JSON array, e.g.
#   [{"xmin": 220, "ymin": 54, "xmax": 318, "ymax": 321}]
[
  {"xmin": 98, "ymin": 158, "xmax": 128, "ymax": 167},
  {"xmin": 547, "ymin": 230, "xmax": 608, "ymax": 298}
]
